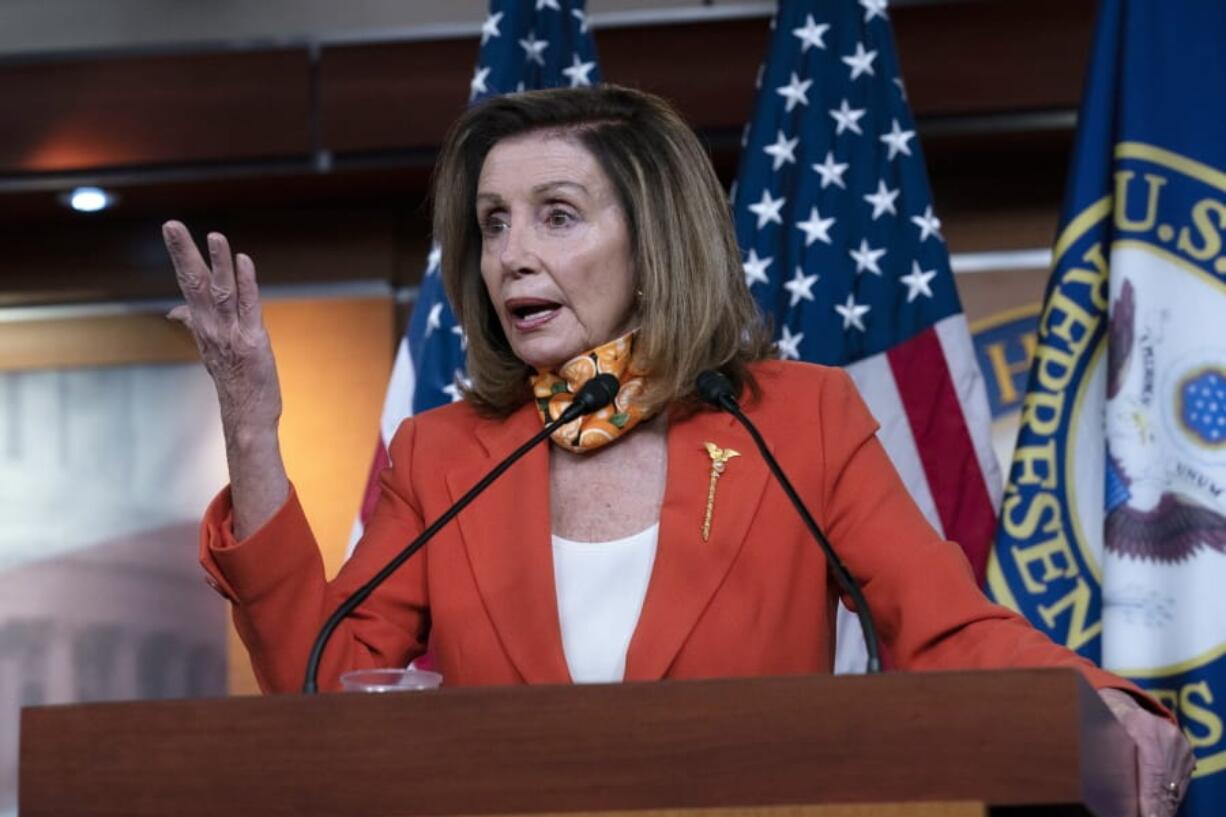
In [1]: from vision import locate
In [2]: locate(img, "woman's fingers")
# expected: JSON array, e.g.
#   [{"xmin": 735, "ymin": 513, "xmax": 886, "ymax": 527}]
[
  {"xmin": 235, "ymin": 252, "xmax": 263, "ymax": 328},
  {"xmin": 162, "ymin": 221, "xmax": 214, "ymax": 314},
  {"xmin": 166, "ymin": 304, "xmax": 192, "ymax": 326},
  {"xmin": 206, "ymin": 232, "xmax": 238, "ymax": 322},
  {"xmin": 1102, "ymin": 691, "xmax": 1193, "ymax": 817}
]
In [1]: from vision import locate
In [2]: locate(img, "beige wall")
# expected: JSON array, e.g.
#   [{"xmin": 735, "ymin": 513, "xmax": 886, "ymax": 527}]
[{"xmin": 233, "ymin": 297, "xmax": 394, "ymax": 694}]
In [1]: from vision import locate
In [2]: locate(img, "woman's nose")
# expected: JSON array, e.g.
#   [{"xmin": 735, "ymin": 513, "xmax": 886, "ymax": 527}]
[{"xmin": 499, "ymin": 221, "xmax": 540, "ymax": 277}]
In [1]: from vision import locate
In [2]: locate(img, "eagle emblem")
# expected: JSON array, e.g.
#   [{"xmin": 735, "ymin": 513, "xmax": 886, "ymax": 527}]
[{"xmin": 1104, "ymin": 278, "xmax": 1226, "ymax": 563}]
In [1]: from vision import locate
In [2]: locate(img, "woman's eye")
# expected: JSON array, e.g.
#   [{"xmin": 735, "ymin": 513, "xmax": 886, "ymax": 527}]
[
  {"xmin": 546, "ymin": 209, "xmax": 575, "ymax": 228},
  {"xmin": 480, "ymin": 217, "xmax": 508, "ymax": 236}
]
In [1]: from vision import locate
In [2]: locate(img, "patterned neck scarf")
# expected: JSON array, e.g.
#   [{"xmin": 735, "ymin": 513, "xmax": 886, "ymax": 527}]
[{"xmin": 530, "ymin": 331, "xmax": 650, "ymax": 454}]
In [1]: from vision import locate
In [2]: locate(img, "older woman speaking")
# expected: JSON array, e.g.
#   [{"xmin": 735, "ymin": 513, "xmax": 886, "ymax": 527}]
[{"xmin": 163, "ymin": 85, "xmax": 1192, "ymax": 815}]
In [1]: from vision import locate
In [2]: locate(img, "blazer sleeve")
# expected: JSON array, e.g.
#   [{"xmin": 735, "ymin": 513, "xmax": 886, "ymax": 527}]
[
  {"xmin": 199, "ymin": 418, "xmax": 430, "ymax": 693},
  {"xmin": 815, "ymin": 368, "xmax": 1169, "ymax": 715}
]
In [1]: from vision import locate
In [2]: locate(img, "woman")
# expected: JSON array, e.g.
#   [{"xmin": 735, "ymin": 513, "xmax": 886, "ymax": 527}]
[{"xmin": 163, "ymin": 85, "xmax": 1192, "ymax": 814}]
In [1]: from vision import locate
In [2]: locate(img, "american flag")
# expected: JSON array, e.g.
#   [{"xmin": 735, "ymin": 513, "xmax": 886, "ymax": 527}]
[
  {"xmin": 350, "ymin": 0, "xmax": 601, "ymax": 552},
  {"xmin": 731, "ymin": 0, "xmax": 1001, "ymax": 668}
]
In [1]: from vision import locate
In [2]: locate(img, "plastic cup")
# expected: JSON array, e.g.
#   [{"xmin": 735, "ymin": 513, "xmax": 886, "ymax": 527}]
[{"xmin": 339, "ymin": 667, "xmax": 443, "ymax": 693}]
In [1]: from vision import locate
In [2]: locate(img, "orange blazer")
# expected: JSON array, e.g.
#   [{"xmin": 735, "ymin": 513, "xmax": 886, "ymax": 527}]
[{"xmin": 200, "ymin": 360, "xmax": 1139, "ymax": 696}]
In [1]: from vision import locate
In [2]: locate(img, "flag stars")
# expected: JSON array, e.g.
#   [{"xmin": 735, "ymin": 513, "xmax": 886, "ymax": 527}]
[
  {"xmin": 796, "ymin": 206, "xmax": 836, "ymax": 246},
  {"xmin": 811, "ymin": 151, "xmax": 849, "ymax": 189},
  {"xmin": 470, "ymin": 66, "xmax": 491, "ymax": 99},
  {"xmin": 911, "ymin": 206, "xmax": 944, "ymax": 241},
  {"xmin": 572, "ymin": 9, "xmax": 589, "ymax": 34},
  {"xmin": 777, "ymin": 326, "xmax": 805, "ymax": 360},
  {"xmin": 536, "ymin": 0, "xmax": 560, "ymax": 10},
  {"xmin": 879, "ymin": 119, "xmax": 916, "ymax": 160},
  {"xmin": 452, "ymin": 324, "xmax": 468, "ymax": 350},
  {"xmin": 860, "ymin": 0, "xmax": 889, "ymax": 22},
  {"xmin": 864, "ymin": 180, "xmax": 900, "ymax": 219},
  {"xmin": 425, "ymin": 302, "xmax": 444, "ymax": 337},
  {"xmin": 763, "ymin": 130, "xmax": 799, "ymax": 171},
  {"xmin": 783, "ymin": 267, "xmax": 820, "ymax": 308},
  {"xmin": 842, "ymin": 42, "xmax": 878, "ymax": 80},
  {"xmin": 835, "ymin": 293, "xmax": 871, "ymax": 332},
  {"xmin": 792, "ymin": 15, "xmax": 830, "ymax": 52},
  {"xmin": 742, "ymin": 248, "xmax": 774, "ymax": 288},
  {"xmin": 426, "ymin": 243, "xmax": 442, "ymax": 276},
  {"xmin": 442, "ymin": 371, "xmax": 470, "ymax": 403},
  {"xmin": 829, "ymin": 99, "xmax": 867, "ymax": 136},
  {"xmin": 562, "ymin": 54, "xmax": 597, "ymax": 87},
  {"xmin": 519, "ymin": 32, "xmax": 549, "ymax": 66},
  {"xmin": 776, "ymin": 72, "xmax": 813, "ymax": 112},
  {"xmin": 849, "ymin": 239, "xmax": 886, "ymax": 276},
  {"xmin": 480, "ymin": 11, "xmax": 503, "ymax": 45},
  {"xmin": 900, "ymin": 261, "xmax": 938, "ymax": 302},
  {"xmin": 748, "ymin": 189, "xmax": 786, "ymax": 228}
]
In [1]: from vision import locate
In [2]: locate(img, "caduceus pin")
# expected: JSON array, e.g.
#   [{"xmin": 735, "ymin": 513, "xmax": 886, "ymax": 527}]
[{"xmin": 701, "ymin": 442, "xmax": 741, "ymax": 541}]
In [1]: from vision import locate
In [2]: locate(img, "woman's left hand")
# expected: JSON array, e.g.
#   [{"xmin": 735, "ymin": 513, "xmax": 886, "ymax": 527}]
[{"xmin": 1099, "ymin": 688, "xmax": 1195, "ymax": 816}]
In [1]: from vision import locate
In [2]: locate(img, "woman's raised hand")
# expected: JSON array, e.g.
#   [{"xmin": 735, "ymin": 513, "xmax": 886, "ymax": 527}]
[
  {"xmin": 163, "ymin": 220, "xmax": 289, "ymax": 539},
  {"xmin": 162, "ymin": 221, "xmax": 282, "ymax": 434}
]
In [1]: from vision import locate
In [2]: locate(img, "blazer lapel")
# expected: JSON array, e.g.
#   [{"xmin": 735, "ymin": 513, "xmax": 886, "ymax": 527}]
[
  {"xmin": 624, "ymin": 408, "xmax": 770, "ymax": 681},
  {"xmin": 447, "ymin": 404, "xmax": 572, "ymax": 684}
]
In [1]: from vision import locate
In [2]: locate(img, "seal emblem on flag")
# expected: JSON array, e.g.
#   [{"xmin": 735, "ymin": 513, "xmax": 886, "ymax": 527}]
[
  {"xmin": 990, "ymin": 2, "xmax": 1226, "ymax": 808},
  {"xmin": 1103, "ymin": 278, "xmax": 1226, "ymax": 564}
]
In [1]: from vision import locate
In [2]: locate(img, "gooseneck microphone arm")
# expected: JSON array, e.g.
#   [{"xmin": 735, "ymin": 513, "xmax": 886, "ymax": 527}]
[
  {"xmin": 302, "ymin": 373, "xmax": 621, "ymax": 693},
  {"xmin": 696, "ymin": 370, "xmax": 882, "ymax": 674}
]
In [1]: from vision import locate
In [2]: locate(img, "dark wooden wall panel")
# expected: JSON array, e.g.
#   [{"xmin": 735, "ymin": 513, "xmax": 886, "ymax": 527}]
[
  {"xmin": 0, "ymin": 1, "xmax": 1101, "ymax": 307},
  {"xmin": 0, "ymin": 50, "xmax": 313, "ymax": 173},
  {"xmin": 320, "ymin": 40, "xmax": 472, "ymax": 153},
  {"xmin": 893, "ymin": 0, "xmax": 1095, "ymax": 116},
  {"xmin": 317, "ymin": 0, "xmax": 1096, "ymax": 156}
]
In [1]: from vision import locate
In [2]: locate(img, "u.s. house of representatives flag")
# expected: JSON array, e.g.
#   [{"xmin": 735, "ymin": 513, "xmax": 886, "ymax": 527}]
[
  {"xmin": 351, "ymin": 0, "xmax": 601, "ymax": 548},
  {"xmin": 731, "ymin": 0, "xmax": 1000, "ymax": 671},
  {"xmin": 988, "ymin": 1, "xmax": 1226, "ymax": 812}
]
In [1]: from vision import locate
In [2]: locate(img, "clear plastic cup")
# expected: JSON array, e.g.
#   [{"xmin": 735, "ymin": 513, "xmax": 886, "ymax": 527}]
[{"xmin": 339, "ymin": 667, "xmax": 443, "ymax": 693}]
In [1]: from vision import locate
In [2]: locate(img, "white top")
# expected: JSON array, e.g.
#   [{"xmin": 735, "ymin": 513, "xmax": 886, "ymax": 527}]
[{"xmin": 551, "ymin": 523, "xmax": 659, "ymax": 683}]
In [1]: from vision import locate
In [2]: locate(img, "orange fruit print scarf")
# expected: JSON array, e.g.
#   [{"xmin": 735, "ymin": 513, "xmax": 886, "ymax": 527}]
[{"xmin": 531, "ymin": 331, "xmax": 649, "ymax": 453}]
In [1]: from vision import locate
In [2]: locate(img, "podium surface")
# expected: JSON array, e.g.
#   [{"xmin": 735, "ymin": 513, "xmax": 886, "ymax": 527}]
[{"xmin": 20, "ymin": 669, "xmax": 1135, "ymax": 816}]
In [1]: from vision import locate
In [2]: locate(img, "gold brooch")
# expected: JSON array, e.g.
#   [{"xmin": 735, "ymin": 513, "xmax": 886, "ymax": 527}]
[{"xmin": 701, "ymin": 442, "xmax": 741, "ymax": 541}]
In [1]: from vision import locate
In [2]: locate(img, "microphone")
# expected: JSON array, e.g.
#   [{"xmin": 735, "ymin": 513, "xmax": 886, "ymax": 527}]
[
  {"xmin": 303, "ymin": 372, "xmax": 621, "ymax": 693},
  {"xmin": 695, "ymin": 369, "xmax": 882, "ymax": 673}
]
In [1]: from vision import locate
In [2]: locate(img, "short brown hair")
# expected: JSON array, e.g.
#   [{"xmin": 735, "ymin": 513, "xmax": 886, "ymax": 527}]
[{"xmin": 433, "ymin": 84, "xmax": 773, "ymax": 416}]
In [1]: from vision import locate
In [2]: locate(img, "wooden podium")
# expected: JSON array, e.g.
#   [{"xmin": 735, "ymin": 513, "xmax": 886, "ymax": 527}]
[{"xmin": 20, "ymin": 669, "xmax": 1136, "ymax": 817}]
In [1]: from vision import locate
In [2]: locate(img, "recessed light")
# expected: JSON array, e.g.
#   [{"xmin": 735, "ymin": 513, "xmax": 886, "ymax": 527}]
[{"xmin": 65, "ymin": 186, "xmax": 115, "ymax": 213}]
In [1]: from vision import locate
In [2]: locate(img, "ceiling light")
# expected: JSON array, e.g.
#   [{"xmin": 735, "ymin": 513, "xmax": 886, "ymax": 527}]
[{"xmin": 66, "ymin": 186, "xmax": 114, "ymax": 213}]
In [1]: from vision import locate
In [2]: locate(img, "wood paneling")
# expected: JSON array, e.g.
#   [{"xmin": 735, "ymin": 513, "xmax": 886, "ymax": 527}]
[
  {"xmin": 893, "ymin": 0, "xmax": 1095, "ymax": 117},
  {"xmin": 0, "ymin": 50, "xmax": 312, "ymax": 173},
  {"xmin": 0, "ymin": 313, "xmax": 197, "ymax": 370},
  {"xmin": 0, "ymin": 204, "xmax": 417, "ymax": 304},
  {"xmin": 20, "ymin": 670, "xmax": 1135, "ymax": 816},
  {"xmin": 0, "ymin": 1, "xmax": 1099, "ymax": 308},
  {"xmin": 318, "ymin": 0, "xmax": 1096, "ymax": 155},
  {"xmin": 319, "ymin": 40, "xmax": 472, "ymax": 153},
  {"xmin": 493, "ymin": 807, "xmax": 986, "ymax": 817}
]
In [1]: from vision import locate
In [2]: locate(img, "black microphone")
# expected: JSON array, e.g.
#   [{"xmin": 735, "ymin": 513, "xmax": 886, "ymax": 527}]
[
  {"xmin": 303, "ymin": 372, "xmax": 621, "ymax": 693},
  {"xmin": 696, "ymin": 369, "xmax": 882, "ymax": 673}
]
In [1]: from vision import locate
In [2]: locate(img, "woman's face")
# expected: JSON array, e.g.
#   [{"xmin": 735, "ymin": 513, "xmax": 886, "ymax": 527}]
[{"xmin": 476, "ymin": 132, "xmax": 637, "ymax": 371}]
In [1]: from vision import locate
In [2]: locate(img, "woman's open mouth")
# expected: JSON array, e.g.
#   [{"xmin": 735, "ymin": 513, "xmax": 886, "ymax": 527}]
[{"xmin": 507, "ymin": 298, "xmax": 561, "ymax": 331}]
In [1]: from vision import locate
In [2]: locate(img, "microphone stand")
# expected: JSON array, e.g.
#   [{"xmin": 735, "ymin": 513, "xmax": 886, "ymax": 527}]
[
  {"xmin": 697, "ymin": 371, "xmax": 882, "ymax": 673},
  {"xmin": 302, "ymin": 374, "xmax": 620, "ymax": 693}
]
